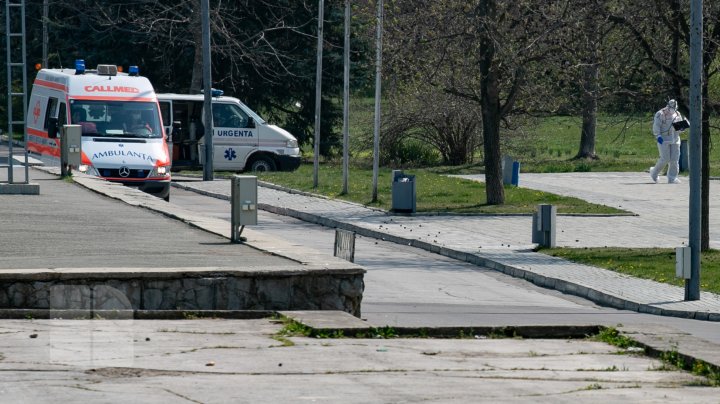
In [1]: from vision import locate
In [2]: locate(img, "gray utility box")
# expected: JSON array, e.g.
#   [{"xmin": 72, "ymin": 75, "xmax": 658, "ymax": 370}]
[
  {"xmin": 231, "ymin": 175, "xmax": 258, "ymax": 242},
  {"xmin": 61, "ymin": 124, "xmax": 82, "ymax": 167},
  {"xmin": 532, "ymin": 204, "xmax": 556, "ymax": 248},
  {"xmin": 502, "ymin": 155, "xmax": 514, "ymax": 185},
  {"xmin": 391, "ymin": 170, "xmax": 416, "ymax": 213}
]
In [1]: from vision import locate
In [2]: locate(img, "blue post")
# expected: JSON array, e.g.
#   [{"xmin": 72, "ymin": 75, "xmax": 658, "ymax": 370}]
[
  {"xmin": 511, "ymin": 161, "xmax": 520, "ymax": 186},
  {"xmin": 679, "ymin": 139, "xmax": 688, "ymax": 172}
]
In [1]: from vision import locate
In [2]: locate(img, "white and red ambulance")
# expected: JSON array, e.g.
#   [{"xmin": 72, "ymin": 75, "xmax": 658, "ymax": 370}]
[{"xmin": 26, "ymin": 60, "xmax": 171, "ymax": 200}]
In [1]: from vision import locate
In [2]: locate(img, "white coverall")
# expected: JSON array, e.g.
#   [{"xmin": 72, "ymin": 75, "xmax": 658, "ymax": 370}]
[{"xmin": 650, "ymin": 104, "xmax": 683, "ymax": 183}]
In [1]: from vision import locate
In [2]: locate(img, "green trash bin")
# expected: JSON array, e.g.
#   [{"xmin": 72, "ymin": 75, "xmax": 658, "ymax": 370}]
[{"xmin": 391, "ymin": 170, "xmax": 416, "ymax": 213}]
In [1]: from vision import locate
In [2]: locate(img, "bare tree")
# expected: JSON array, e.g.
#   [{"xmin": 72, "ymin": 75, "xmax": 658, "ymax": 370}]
[
  {"xmin": 55, "ymin": 0, "xmax": 316, "ymax": 93},
  {"xmin": 382, "ymin": 85, "xmax": 482, "ymax": 166},
  {"xmin": 466, "ymin": 1, "xmax": 568, "ymax": 204},
  {"xmin": 380, "ymin": 0, "xmax": 569, "ymax": 204}
]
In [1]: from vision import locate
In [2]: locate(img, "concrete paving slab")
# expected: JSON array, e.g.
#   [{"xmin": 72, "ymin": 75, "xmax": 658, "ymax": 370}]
[
  {"xmin": 0, "ymin": 318, "xmax": 716, "ymax": 403},
  {"xmin": 620, "ymin": 323, "xmax": 720, "ymax": 370},
  {"xmin": 280, "ymin": 310, "xmax": 371, "ymax": 331}
]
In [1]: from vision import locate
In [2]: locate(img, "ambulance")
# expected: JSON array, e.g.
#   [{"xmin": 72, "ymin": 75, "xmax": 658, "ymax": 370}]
[
  {"xmin": 26, "ymin": 60, "xmax": 171, "ymax": 200},
  {"xmin": 157, "ymin": 92, "xmax": 301, "ymax": 172}
]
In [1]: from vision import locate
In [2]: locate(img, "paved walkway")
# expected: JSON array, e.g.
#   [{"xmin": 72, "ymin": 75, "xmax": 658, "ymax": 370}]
[{"xmin": 172, "ymin": 172, "xmax": 720, "ymax": 321}]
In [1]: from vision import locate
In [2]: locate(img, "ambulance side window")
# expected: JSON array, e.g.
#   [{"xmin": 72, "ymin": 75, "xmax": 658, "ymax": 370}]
[
  {"xmin": 159, "ymin": 101, "xmax": 170, "ymax": 127},
  {"xmin": 213, "ymin": 103, "xmax": 248, "ymax": 128},
  {"xmin": 43, "ymin": 97, "xmax": 58, "ymax": 130}
]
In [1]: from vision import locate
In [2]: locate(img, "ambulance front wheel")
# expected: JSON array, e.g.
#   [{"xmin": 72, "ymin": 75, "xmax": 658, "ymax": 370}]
[
  {"xmin": 141, "ymin": 182, "xmax": 170, "ymax": 201},
  {"xmin": 249, "ymin": 155, "xmax": 277, "ymax": 172}
]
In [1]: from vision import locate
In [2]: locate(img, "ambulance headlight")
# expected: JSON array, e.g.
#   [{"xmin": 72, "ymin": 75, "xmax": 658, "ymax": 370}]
[
  {"xmin": 78, "ymin": 164, "xmax": 98, "ymax": 176},
  {"xmin": 286, "ymin": 139, "xmax": 298, "ymax": 148},
  {"xmin": 150, "ymin": 165, "xmax": 170, "ymax": 178}
]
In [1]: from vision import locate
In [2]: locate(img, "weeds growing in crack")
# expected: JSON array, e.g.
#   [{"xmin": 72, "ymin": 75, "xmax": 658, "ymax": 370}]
[
  {"xmin": 271, "ymin": 335, "xmax": 295, "ymax": 347},
  {"xmin": 592, "ymin": 327, "xmax": 640, "ymax": 352}
]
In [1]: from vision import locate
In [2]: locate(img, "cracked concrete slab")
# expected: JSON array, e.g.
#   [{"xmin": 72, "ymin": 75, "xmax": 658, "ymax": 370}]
[{"xmin": 0, "ymin": 318, "xmax": 717, "ymax": 402}]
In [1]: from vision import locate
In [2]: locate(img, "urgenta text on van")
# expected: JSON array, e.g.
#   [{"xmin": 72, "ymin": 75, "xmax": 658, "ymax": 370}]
[{"xmin": 215, "ymin": 129, "xmax": 254, "ymax": 137}]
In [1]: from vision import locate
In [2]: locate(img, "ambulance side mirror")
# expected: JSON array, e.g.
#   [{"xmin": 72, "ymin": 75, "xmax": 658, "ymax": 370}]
[
  {"xmin": 247, "ymin": 117, "xmax": 255, "ymax": 129},
  {"xmin": 48, "ymin": 117, "xmax": 59, "ymax": 139}
]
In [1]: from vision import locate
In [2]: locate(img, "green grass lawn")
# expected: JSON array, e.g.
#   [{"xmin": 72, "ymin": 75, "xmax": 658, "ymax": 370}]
[
  {"xmin": 509, "ymin": 115, "xmax": 659, "ymax": 172},
  {"xmin": 252, "ymin": 163, "xmax": 625, "ymax": 215},
  {"xmin": 504, "ymin": 114, "xmax": 720, "ymax": 175},
  {"xmin": 541, "ymin": 247, "xmax": 720, "ymax": 294}
]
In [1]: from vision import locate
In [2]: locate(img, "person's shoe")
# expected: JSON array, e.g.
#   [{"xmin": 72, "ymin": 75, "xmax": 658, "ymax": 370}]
[
  {"xmin": 649, "ymin": 167, "xmax": 658, "ymax": 183},
  {"xmin": 669, "ymin": 178, "xmax": 681, "ymax": 184}
]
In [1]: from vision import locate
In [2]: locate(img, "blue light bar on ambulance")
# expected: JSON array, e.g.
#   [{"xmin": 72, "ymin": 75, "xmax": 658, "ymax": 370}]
[
  {"xmin": 211, "ymin": 88, "xmax": 224, "ymax": 97},
  {"xmin": 129, "ymin": 65, "xmax": 139, "ymax": 76},
  {"xmin": 75, "ymin": 59, "xmax": 85, "ymax": 75}
]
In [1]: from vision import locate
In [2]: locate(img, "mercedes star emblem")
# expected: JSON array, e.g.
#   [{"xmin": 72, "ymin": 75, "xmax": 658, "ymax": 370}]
[{"xmin": 119, "ymin": 166, "xmax": 130, "ymax": 178}]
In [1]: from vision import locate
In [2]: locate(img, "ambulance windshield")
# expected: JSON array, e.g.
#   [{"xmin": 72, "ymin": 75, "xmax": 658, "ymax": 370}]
[{"xmin": 70, "ymin": 100, "xmax": 163, "ymax": 138}]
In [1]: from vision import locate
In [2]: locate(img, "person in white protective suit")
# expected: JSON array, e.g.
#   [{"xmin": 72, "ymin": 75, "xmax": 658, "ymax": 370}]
[{"xmin": 649, "ymin": 99, "xmax": 684, "ymax": 184}]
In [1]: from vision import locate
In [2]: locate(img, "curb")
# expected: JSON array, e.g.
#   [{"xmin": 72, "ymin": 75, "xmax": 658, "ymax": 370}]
[
  {"xmin": 171, "ymin": 182, "xmax": 720, "ymax": 324},
  {"xmin": 278, "ymin": 205, "xmax": 720, "ymax": 322}
]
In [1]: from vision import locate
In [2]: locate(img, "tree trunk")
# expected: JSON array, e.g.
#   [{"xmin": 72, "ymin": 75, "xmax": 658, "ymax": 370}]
[
  {"xmin": 577, "ymin": 21, "xmax": 599, "ymax": 160},
  {"xmin": 481, "ymin": 91, "xmax": 504, "ymax": 205},
  {"xmin": 577, "ymin": 61, "xmax": 599, "ymax": 159},
  {"xmin": 575, "ymin": 11, "xmax": 600, "ymax": 159},
  {"xmin": 478, "ymin": 0, "xmax": 504, "ymax": 205},
  {"xmin": 189, "ymin": 0, "xmax": 203, "ymax": 93}
]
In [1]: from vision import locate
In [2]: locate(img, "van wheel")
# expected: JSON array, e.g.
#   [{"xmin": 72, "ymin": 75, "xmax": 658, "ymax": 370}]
[{"xmin": 249, "ymin": 156, "xmax": 277, "ymax": 172}]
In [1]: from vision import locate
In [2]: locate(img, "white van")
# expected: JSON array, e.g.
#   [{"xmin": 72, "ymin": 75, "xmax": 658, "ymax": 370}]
[
  {"xmin": 26, "ymin": 61, "xmax": 171, "ymax": 200},
  {"xmin": 157, "ymin": 93, "xmax": 301, "ymax": 172}
]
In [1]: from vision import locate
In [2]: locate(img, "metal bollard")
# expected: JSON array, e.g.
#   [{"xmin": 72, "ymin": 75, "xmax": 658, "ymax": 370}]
[{"xmin": 334, "ymin": 229, "xmax": 356, "ymax": 263}]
